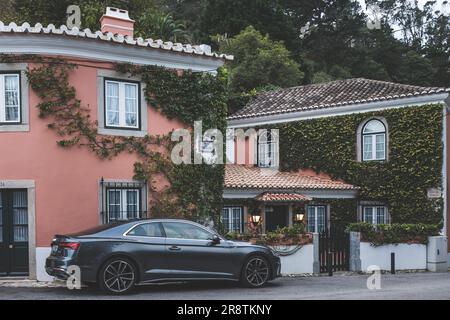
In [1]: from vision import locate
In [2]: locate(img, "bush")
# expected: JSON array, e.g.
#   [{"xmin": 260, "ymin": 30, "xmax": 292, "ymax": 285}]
[
  {"xmin": 346, "ymin": 222, "xmax": 441, "ymax": 246},
  {"xmin": 225, "ymin": 223, "xmax": 311, "ymax": 246}
]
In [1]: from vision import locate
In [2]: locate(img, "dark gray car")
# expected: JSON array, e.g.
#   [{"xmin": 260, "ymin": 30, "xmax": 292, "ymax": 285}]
[{"xmin": 45, "ymin": 219, "xmax": 281, "ymax": 294}]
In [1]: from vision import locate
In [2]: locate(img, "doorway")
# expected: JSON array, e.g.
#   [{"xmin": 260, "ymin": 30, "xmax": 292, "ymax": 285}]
[
  {"xmin": 265, "ymin": 206, "xmax": 289, "ymax": 232},
  {"xmin": 0, "ymin": 189, "xmax": 29, "ymax": 276}
]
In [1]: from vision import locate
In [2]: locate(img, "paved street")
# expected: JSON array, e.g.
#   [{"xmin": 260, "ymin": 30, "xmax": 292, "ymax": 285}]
[{"xmin": 1, "ymin": 272, "xmax": 450, "ymax": 300}]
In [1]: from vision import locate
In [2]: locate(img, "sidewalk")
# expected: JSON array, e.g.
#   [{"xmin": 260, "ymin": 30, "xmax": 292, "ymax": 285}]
[{"xmin": 0, "ymin": 278, "xmax": 65, "ymax": 288}]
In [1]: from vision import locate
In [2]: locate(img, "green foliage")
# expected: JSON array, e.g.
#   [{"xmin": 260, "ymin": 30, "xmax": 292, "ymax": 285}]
[
  {"xmin": 1, "ymin": 0, "xmax": 448, "ymax": 91},
  {"xmin": 256, "ymin": 223, "xmax": 311, "ymax": 246},
  {"xmin": 199, "ymin": 0, "xmax": 297, "ymax": 49},
  {"xmin": 219, "ymin": 26, "xmax": 304, "ymax": 95},
  {"xmin": 278, "ymin": 104, "xmax": 444, "ymax": 225},
  {"xmin": 136, "ymin": 11, "xmax": 190, "ymax": 42},
  {"xmin": 346, "ymin": 222, "xmax": 441, "ymax": 245}
]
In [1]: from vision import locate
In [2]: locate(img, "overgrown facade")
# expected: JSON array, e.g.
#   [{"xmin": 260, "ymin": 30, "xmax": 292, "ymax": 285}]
[{"xmin": 223, "ymin": 78, "xmax": 450, "ymax": 262}]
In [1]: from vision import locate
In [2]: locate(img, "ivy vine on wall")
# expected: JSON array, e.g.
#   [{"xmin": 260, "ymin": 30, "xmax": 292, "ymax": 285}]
[
  {"xmin": 0, "ymin": 54, "xmax": 228, "ymax": 222},
  {"xmin": 277, "ymin": 104, "xmax": 444, "ymax": 225}
]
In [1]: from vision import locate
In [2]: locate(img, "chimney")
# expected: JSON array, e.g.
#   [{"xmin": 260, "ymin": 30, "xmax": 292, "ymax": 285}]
[{"xmin": 100, "ymin": 7, "xmax": 135, "ymax": 37}]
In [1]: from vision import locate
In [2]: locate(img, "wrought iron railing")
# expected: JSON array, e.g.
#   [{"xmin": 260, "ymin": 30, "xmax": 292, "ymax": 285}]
[{"xmin": 100, "ymin": 178, "xmax": 148, "ymax": 224}]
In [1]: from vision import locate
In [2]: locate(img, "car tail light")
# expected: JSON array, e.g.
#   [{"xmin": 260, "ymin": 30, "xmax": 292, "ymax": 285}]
[{"xmin": 59, "ymin": 242, "xmax": 80, "ymax": 251}]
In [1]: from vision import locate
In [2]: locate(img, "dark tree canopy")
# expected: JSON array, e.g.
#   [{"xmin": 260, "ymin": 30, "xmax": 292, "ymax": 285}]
[{"xmin": 1, "ymin": 0, "xmax": 448, "ymax": 113}]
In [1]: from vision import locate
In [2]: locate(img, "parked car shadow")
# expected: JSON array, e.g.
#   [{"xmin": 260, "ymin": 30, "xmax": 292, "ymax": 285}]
[{"xmin": 71, "ymin": 280, "xmax": 283, "ymax": 297}]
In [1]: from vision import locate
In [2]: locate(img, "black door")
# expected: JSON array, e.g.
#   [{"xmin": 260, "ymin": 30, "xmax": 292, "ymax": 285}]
[
  {"xmin": 0, "ymin": 190, "xmax": 29, "ymax": 276},
  {"xmin": 265, "ymin": 206, "xmax": 288, "ymax": 232}
]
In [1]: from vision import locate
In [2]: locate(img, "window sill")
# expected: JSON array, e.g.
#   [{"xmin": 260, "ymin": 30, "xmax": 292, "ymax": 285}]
[
  {"xmin": 0, "ymin": 124, "xmax": 29, "ymax": 132},
  {"xmin": 98, "ymin": 127, "xmax": 147, "ymax": 138}
]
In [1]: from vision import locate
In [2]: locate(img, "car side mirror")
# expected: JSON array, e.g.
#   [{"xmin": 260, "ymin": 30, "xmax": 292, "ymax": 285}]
[{"xmin": 210, "ymin": 235, "xmax": 221, "ymax": 246}]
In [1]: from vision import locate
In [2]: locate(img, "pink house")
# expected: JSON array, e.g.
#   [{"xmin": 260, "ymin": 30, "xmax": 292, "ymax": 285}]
[{"xmin": 0, "ymin": 7, "xmax": 231, "ymax": 281}]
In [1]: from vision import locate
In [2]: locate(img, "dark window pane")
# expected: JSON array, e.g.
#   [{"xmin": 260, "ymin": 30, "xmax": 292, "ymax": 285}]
[
  {"xmin": 163, "ymin": 222, "xmax": 213, "ymax": 240},
  {"xmin": 128, "ymin": 223, "xmax": 163, "ymax": 237}
]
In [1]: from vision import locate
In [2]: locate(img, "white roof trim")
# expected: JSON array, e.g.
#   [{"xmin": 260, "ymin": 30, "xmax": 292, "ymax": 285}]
[
  {"xmin": 0, "ymin": 21, "xmax": 233, "ymax": 71},
  {"xmin": 228, "ymin": 93, "xmax": 450, "ymax": 128}
]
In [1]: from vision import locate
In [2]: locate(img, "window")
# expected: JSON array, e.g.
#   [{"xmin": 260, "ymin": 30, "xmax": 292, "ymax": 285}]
[
  {"xmin": 362, "ymin": 120, "xmax": 386, "ymax": 161},
  {"xmin": 106, "ymin": 188, "xmax": 140, "ymax": 221},
  {"xmin": 307, "ymin": 206, "xmax": 327, "ymax": 233},
  {"xmin": 105, "ymin": 80, "xmax": 139, "ymax": 129},
  {"xmin": 221, "ymin": 207, "xmax": 243, "ymax": 233},
  {"xmin": 362, "ymin": 206, "xmax": 388, "ymax": 225},
  {"xmin": 162, "ymin": 222, "xmax": 214, "ymax": 240},
  {"xmin": 127, "ymin": 223, "xmax": 164, "ymax": 237},
  {"xmin": 200, "ymin": 136, "xmax": 217, "ymax": 164},
  {"xmin": 0, "ymin": 74, "xmax": 21, "ymax": 123},
  {"xmin": 258, "ymin": 129, "xmax": 279, "ymax": 168}
]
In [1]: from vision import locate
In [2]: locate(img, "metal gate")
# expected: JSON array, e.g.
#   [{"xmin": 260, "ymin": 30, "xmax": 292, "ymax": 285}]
[{"xmin": 319, "ymin": 225, "xmax": 350, "ymax": 273}]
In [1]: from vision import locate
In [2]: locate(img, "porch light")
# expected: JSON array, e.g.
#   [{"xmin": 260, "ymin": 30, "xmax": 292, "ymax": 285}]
[
  {"xmin": 251, "ymin": 213, "xmax": 262, "ymax": 225},
  {"xmin": 295, "ymin": 213, "xmax": 305, "ymax": 222}
]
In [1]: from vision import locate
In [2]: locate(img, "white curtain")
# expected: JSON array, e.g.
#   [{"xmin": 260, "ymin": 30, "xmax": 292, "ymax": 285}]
[
  {"xmin": 125, "ymin": 84, "xmax": 137, "ymax": 127},
  {"xmin": 4, "ymin": 75, "xmax": 19, "ymax": 121},
  {"xmin": 106, "ymin": 82, "xmax": 119, "ymax": 126}
]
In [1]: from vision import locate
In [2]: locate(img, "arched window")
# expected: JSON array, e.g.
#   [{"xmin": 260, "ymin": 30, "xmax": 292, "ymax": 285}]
[
  {"xmin": 362, "ymin": 119, "xmax": 387, "ymax": 161},
  {"xmin": 258, "ymin": 129, "xmax": 279, "ymax": 168}
]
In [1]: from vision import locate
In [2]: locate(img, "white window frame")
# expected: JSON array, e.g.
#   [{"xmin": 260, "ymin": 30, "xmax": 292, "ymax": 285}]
[
  {"xmin": 362, "ymin": 120, "xmax": 386, "ymax": 161},
  {"xmin": 107, "ymin": 188, "xmax": 140, "ymax": 221},
  {"xmin": 362, "ymin": 206, "xmax": 389, "ymax": 225},
  {"xmin": 221, "ymin": 207, "xmax": 243, "ymax": 233},
  {"xmin": 258, "ymin": 129, "xmax": 279, "ymax": 168},
  {"xmin": 105, "ymin": 80, "xmax": 139, "ymax": 129},
  {"xmin": 0, "ymin": 73, "xmax": 21, "ymax": 124},
  {"xmin": 307, "ymin": 206, "xmax": 327, "ymax": 233}
]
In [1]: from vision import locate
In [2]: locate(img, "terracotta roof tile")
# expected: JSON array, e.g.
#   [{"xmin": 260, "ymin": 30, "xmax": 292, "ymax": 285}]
[
  {"xmin": 229, "ymin": 78, "xmax": 449, "ymax": 120},
  {"xmin": 255, "ymin": 192, "xmax": 312, "ymax": 202},
  {"xmin": 225, "ymin": 165, "xmax": 358, "ymax": 190}
]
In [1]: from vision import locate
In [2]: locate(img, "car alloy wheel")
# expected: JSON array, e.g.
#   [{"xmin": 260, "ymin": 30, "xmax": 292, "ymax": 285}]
[
  {"xmin": 102, "ymin": 259, "xmax": 136, "ymax": 294},
  {"xmin": 243, "ymin": 256, "xmax": 270, "ymax": 287}
]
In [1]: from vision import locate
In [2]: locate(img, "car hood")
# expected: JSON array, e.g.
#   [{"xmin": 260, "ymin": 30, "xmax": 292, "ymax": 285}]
[{"xmin": 226, "ymin": 240, "xmax": 267, "ymax": 250}]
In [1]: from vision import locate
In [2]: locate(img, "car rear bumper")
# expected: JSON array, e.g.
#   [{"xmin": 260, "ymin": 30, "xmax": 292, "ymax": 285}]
[{"xmin": 45, "ymin": 256, "xmax": 74, "ymax": 280}]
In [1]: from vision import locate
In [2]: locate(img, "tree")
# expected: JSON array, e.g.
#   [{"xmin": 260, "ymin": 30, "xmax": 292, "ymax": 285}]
[
  {"xmin": 219, "ymin": 26, "xmax": 304, "ymax": 95},
  {"xmin": 200, "ymin": 0, "xmax": 298, "ymax": 49},
  {"xmin": 137, "ymin": 11, "xmax": 190, "ymax": 42}
]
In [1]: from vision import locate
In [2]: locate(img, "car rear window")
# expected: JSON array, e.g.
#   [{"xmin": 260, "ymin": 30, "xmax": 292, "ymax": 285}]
[{"xmin": 68, "ymin": 222, "xmax": 128, "ymax": 236}]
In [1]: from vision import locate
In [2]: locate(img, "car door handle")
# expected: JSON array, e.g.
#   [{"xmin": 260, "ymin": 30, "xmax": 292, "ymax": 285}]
[{"xmin": 169, "ymin": 246, "xmax": 181, "ymax": 251}]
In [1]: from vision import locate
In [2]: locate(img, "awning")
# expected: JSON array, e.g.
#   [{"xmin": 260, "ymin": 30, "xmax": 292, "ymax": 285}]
[{"xmin": 255, "ymin": 192, "xmax": 312, "ymax": 203}]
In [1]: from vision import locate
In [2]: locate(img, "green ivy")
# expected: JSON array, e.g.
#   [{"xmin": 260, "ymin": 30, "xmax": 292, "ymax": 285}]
[
  {"xmin": 346, "ymin": 222, "xmax": 441, "ymax": 245},
  {"xmin": 0, "ymin": 54, "xmax": 228, "ymax": 222},
  {"xmin": 277, "ymin": 104, "xmax": 444, "ymax": 225}
]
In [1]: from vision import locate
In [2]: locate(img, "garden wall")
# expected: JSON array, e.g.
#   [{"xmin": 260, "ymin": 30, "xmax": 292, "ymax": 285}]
[
  {"xmin": 360, "ymin": 242, "xmax": 426, "ymax": 271},
  {"xmin": 269, "ymin": 234, "xmax": 320, "ymax": 275}
]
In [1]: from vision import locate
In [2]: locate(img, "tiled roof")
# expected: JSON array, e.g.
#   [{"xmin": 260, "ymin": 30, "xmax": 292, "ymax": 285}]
[
  {"xmin": 229, "ymin": 78, "xmax": 449, "ymax": 120},
  {"xmin": 255, "ymin": 192, "xmax": 312, "ymax": 202},
  {"xmin": 0, "ymin": 22, "xmax": 233, "ymax": 61},
  {"xmin": 225, "ymin": 165, "xmax": 358, "ymax": 190}
]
